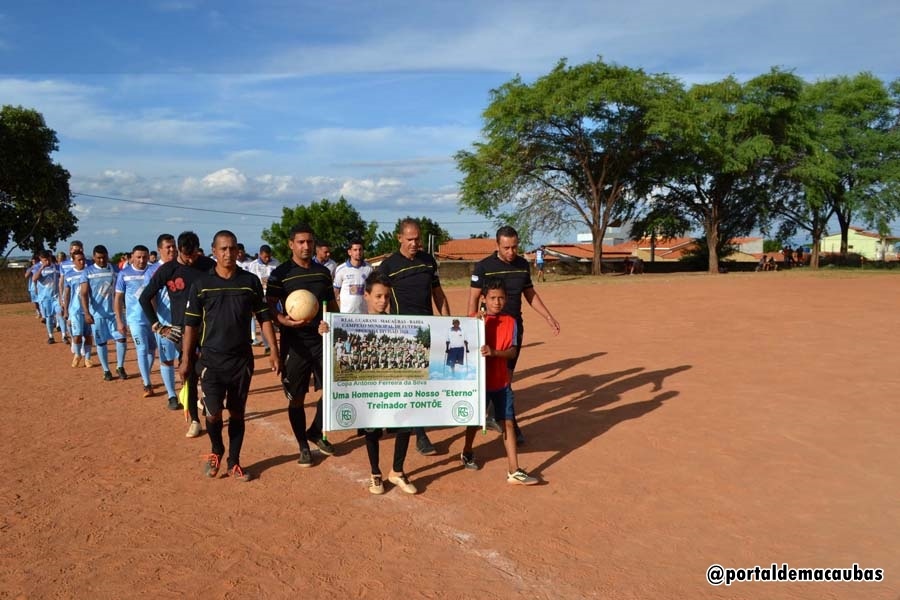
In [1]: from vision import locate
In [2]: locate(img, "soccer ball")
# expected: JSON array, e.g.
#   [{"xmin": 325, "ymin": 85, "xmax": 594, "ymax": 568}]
[{"xmin": 285, "ymin": 289, "xmax": 319, "ymax": 321}]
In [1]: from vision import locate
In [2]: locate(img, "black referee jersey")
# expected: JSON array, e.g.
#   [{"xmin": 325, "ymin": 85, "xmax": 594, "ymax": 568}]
[
  {"xmin": 184, "ymin": 268, "xmax": 270, "ymax": 361},
  {"xmin": 265, "ymin": 259, "xmax": 334, "ymax": 346},
  {"xmin": 469, "ymin": 252, "xmax": 533, "ymax": 319},
  {"xmin": 378, "ymin": 250, "xmax": 441, "ymax": 315}
]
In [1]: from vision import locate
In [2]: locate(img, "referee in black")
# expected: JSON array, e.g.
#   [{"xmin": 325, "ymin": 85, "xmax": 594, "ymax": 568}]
[
  {"xmin": 266, "ymin": 223, "xmax": 339, "ymax": 468},
  {"xmin": 378, "ymin": 218, "xmax": 450, "ymax": 455},
  {"xmin": 467, "ymin": 226, "xmax": 560, "ymax": 445},
  {"xmin": 180, "ymin": 230, "xmax": 280, "ymax": 482}
]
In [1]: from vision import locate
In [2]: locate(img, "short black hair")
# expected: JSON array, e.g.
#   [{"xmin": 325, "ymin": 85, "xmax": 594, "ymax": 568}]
[
  {"xmin": 316, "ymin": 239, "xmax": 331, "ymax": 249},
  {"xmin": 39, "ymin": 250, "xmax": 52, "ymax": 260},
  {"xmin": 259, "ymin": 244, "xmax": 272, "ymax": 253},
  {"xmin": 213, "ymin": 230, "xmax": 238, "ymax": 246},
  {"xmin": 496, "ymin": 226, "xmax": 518, "ymax": 241},
  {"xmin": 132, "ymin": 244, "xmax": 149, "ymax": 254},
  {"xmin": 289, "ymin": 223, "xmax": 314, "ymax": 240},
  {"xmin": 92, "ymin": 245, "xmax": 109, "ymax": 256},
  {"xmin": 156, "ymin": 233, "xmax": 174, "ymax": 248},
  {"xmin": 177, "ymin": 231, "xmax": 200, "ymax": 253},
  {"xmin": 365, "ymin": 270, "xmax": 393, "ymax": 293},
  {"xmin": 481, "ymin": 277, "xmax": 507, "ymax": 296}
]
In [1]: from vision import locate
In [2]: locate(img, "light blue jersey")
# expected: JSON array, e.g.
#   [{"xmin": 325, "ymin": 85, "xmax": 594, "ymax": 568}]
[
  {"xmin": 144, "ymin": 261, "xmax": 172, "ymax": 326},
  {"xmin": 115, "ymin": 264, "xmax": 149, "ymax": 324},
  {"xmin": 34, "ymin": 264, "xmax": 61, "ymax": 301},
  {"xmin": 85, "ymin": 263, "xmax": 118, "ymax": 318},
  {"xmin": 64, "ymin": 267, "xmax": 87, "ymax": 315}
]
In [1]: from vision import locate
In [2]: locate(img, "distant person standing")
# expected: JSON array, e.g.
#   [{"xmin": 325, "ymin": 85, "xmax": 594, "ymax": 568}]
[
  {"xmin": 535, "ymin": 245, "xmax": 546, "ymax": 282},
  {"xmin": 245, "ymin": 244, "xmax": 279, "ymax": 349},
  {"xmin": 378, "ymin": 218, "xmax": 450, "ymax": 456},
  {"xmin": 445, "ymin": 319, "xmax": 469, "ymax": 373},
  {"xmin": 332, "ymin": 238, "xmax": 373, "ymax": 314},
  {"xmin": 115, "ymin": 246, "xmax": 155, "ymax": 396},
  {"xmin": 313, "ymin": 240, "xmax": 338, "ymax": 279},
  {"xmin": 468, "ymin": 226, "xmax": 560, "ymax": 445}
]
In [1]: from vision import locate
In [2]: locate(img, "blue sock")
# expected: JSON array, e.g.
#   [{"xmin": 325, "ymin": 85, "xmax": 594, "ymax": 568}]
[
  {"xmin": 136, "ymin": 348, "xmax": 153, "ymax": 386},
  {"xmin": 115, "ymin": 339, "xmax": 127, "ymax": 368},
  {"xmin": 82, "ymin": 341, "xmax": 92, "ymax": 361},
  {"xmin": 160, "ymin": 363, "xmax": 177, "ymax": 398},
  {"xmin": 97, "ymin": 344, "xmax": 110, "ymax": 372},
  {"xmin": 45, "ymin": 316, "xmax": 54, "ymax": 338}
]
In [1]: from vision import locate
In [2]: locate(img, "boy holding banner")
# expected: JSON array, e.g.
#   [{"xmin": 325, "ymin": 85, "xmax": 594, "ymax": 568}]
[
  {"xmin": 320, "ymin": 271, "xmax": 417, "ymax": 495},
  {"xmin": 459, "ymin": 278, "xmax": 539, "ymax": 485}
]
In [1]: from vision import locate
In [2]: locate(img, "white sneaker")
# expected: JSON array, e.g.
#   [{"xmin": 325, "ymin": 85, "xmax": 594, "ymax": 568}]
[
  {"xmin": 507, "ymin": 468, "xmax": 539, "ymax": 486},
  {"xmin": 185, "ymin": 420, "xmax": 202, "ymax": 438}
]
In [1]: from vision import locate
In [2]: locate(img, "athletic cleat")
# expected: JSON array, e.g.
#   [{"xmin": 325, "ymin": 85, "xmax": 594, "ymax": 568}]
[
  {"xmin": 142, "ymin": 385, "xmax": 154, "ymax": 398},
  {"xmin": 47, "ymin": 337, "xmax": 55, "ymax": 345},
  {"xmin": 228, "ymin": 464, "xmax": 252, "ymax": 482},
  {"xmin": 297, "ymin": 448, "xmax": 313, "ymax": 467},
  {"xmin": 103, "ymin": 371, "xmax": 113, "ymax": 381},
  {"xmin": 116, "ymin": 367, "xmax": 128, "ymax": 380},
  {"xmin": 63, "ymin": 335, "xmax": 70, "ymax": 345},
  {"xmin": 251, "ymin": 339, "xmax": 263, "ymax": 346},
  {"xmin": 71, "ymin": 355, "xmax": 83, "ymax": 368},
  {"xmin": 167, "ymin": 396, "xmax": 181, "ymax": 411},
  {"xmin": 203, "ymin": 453, "xmax": 222, "ymax": 478},
  {"xmin": 311, "ymin": 437, "xmax": 335, "ymax": 456},
  {"xmin": 507, "ymin": 468, "xmax": 539, "ymax": 486},
  {"xmin": 416, "ymin": 436, "xmax": 437, "ymax": 456},
  {"xmin": 369, "ymin": 474, "xmax": 385, "ymax": 495},
  {"xmin": 387, "ymin": 472, "xmax": 417, "ymax": 495},
  {"xmin": 185, "ymin": 420, "xmax": 202, "ymax": 438},
  {"xmin": 84, "ymin": 357, "xmax": 94, "ymax": 368},
  {"xmin": 460, "ymin": 452, "xmax": 480, "ymax": 471}
]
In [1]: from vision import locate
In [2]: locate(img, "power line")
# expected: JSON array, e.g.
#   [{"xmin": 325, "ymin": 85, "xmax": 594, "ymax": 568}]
[{"xmin": 72, "ymin": 191, "xmax": 495, "ymax": 225}]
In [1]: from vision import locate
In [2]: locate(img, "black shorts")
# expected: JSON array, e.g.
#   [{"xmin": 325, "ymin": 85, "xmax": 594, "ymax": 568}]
[
  {"xmin": 446, "ymin": 347, "xmax": 465, "ymax": 366},
  {"xmin": 198, "ymin": 356, "xmax": 253, "ymax": 415},
  {"xmin": 282, "ymin": 341, "xmax": 323, "ymax": 401}
]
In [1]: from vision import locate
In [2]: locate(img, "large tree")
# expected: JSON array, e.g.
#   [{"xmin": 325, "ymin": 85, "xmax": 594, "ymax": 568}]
[
  {"xmin": 647, "ymin": 69, "xmax": 806, "ymax": 273},
  {"xmin": 796, "ymin": 74, "xmax": 900, "ymax": 258},
  {"xmin": 261, "ymin": 196, "xmax": 377, "ymax": 263},
  {"xmin": 456, "ymin": 58, "xmax": 680, "ymax": 275},
  {"xmin": 0, "ymin": 105, "xmax": 78, "ymax": 256},
  {"xmin": 369, "ymin": 216, "xmax": 451, "ymax": 256}
]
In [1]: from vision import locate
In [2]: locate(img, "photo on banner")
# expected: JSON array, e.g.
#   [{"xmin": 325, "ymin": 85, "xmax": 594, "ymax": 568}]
[{"xmin": 322, "ymin": 313, "xmax": 485, "ymax": 431}]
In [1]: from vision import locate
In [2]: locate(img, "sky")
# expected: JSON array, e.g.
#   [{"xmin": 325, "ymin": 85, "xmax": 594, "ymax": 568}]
[{"xmin": 2, "ymin": 0, "xmax": 898, "ymax": 255}]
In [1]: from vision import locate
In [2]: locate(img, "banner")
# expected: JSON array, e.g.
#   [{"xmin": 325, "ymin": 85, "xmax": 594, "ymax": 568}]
[{"xmin": 322, "ymin": 313, "xmax": 485, "ymax": 431}]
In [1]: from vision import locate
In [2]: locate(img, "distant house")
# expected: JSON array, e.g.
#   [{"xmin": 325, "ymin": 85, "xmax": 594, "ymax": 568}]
[{"xmin": 819, "ymin": 227, "xmax": 900, "ymax": 261}]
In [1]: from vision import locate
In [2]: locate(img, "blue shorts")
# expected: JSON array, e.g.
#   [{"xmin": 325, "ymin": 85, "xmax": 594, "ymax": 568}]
[
  {"xmin": 128, "ymin": 321, "xmax": 157, "ymax": 353},
  {"xmin": 38, "ymin": 297, "xmax": 61, "ymax": 319},
  {"xmin": 92, "ymin": 316, "xmax": 124, "ymax": 344},
  {"xmin": 486, "ymin": 386, "xmax": 515, "ymax": 421},
  {"xmin": 156, "ymin": 333, "xmax": 179, "ymax": 362},
  {"xmin": 69, "ymin": 312, "xmax": 87, "ymax": 337}
]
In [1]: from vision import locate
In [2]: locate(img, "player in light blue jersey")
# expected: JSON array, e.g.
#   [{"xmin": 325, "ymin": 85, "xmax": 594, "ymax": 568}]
[
  {"xmin": 32, "ymin": 250, "xmax": 63, "ymax": 343},
  {"xmin": 144, "ymin": 233, "xmax": 180, "ymax": 408},
  {"xmin": 27, "ymin": 256, "xmax": 42, "ymax": 320},
  {"xmin": 61, "ymin": 250, "xmax": 93, "ymax": 368},
  {"xmin": 115, "ymin": 244, "xmax": 157, "ymax": 397},
  {"xmin": 81, "ymin": 245, "xmax": 128, "ymax": 382},
  {"xmin": 58, "ymin": 240, "xmax": 90, "ymax": 344}
]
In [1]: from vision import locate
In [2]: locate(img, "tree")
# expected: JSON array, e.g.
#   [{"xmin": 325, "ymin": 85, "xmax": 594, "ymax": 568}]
[
  {"xmin": 456, "ymin": 58, "xmax": 680, "ymax": 274},
  {"xmin": 0, "ymin": 105, "xmax": 78, "ymax": 256},
  {"xmin": 794, "ymin": 74, "xmax": 900, "ymax": 259},
  {"xmin": 369, "ymin": 216, "xmax": 451, "ymax": 256},
  {"xmin": 647, "ymin": 69, "xmax": 806, "ymax": 273},
  {"xmin": 261, "ymin": 196, "xmax": 378, "ymax": 263}
]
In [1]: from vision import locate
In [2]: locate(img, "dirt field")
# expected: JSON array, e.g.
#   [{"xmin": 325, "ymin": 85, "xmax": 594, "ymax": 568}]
[{"xmin": 2, "ymin": 270, "xmax": 899, "ymax": 599}]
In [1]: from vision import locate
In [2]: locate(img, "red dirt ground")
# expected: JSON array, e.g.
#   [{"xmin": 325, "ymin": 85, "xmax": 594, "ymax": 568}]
[{"xmin": 2, "ymin": 270, "xmax": 899, "ymax": 599}]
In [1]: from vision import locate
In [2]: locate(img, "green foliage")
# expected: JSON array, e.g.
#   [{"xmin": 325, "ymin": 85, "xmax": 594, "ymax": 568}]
[
  {"xmin": 415, "ymin": 326, "xmax": 431, "ymax": 349},
  {"xmin": 261, "ymin": 196, "xmax": 378, "ymax": 263},
  {"xmin": 456, "ymin": 57, "xmax": 680, "ymax": 274},
  {"xmin": 647, "ymin": 69, "xmax": 807, "ymax": 273},
  {"xmin": 763, "ymin": 239, "xmax": 783, "ymax": 253},
  {"xmin": 0, "ymin": 105, "xmax": 78, "ymax": 256},
  {"xmin": 370, "ymin": 216, "xmax": 451, "ymax": 256}
]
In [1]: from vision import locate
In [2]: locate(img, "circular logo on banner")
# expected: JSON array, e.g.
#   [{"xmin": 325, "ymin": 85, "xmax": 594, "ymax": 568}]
[
  {"xmin": 451, "ymin": 400, "xmax": 475, "ymax": 424},
  {"xmin": 336, "ymin": 403, "xmax": 356, "ymax": 427}
]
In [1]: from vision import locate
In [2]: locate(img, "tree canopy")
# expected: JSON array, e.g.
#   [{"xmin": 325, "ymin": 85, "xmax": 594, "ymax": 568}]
[
  {"xmin": 0, "ymin": 105, "xmax": 78, "ymax": 256},
  {"xmin": 261, "ymin": 196, "xmax": 378, "ymax": 263},
  {"xmin": 369, "ymin": 216, "xmax": 451, "ymax": 256},
  {"xmin": 456, "ymin": 58, "xmax": 680, "ymax": 274}
]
